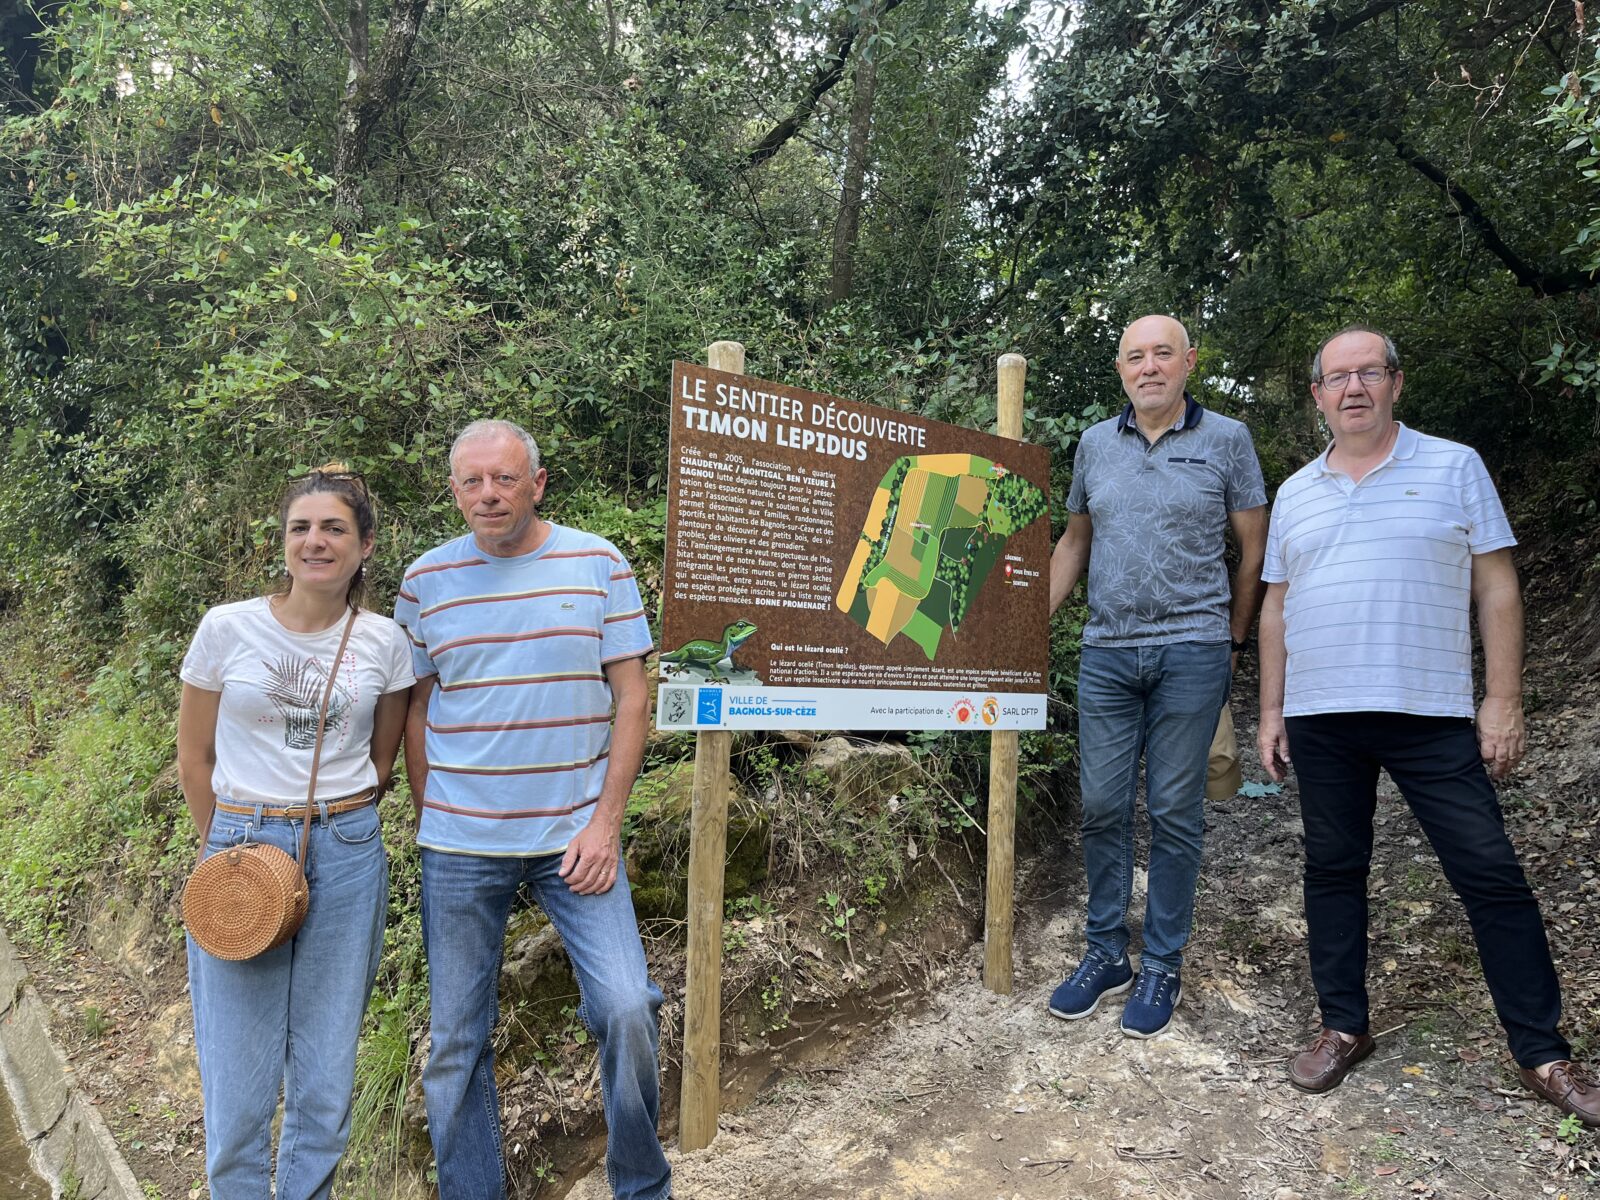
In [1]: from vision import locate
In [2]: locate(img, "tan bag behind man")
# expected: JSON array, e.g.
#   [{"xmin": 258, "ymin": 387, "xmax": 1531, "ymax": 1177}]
[{"xmin": 1206, "ymin": 705, "xmax": 1243, "ymax": 801}]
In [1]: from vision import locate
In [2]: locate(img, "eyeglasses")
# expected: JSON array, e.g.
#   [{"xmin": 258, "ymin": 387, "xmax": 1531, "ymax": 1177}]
[
  {"xmin": 1316, "ymin": 366, "xmax": 1393, "ymax": 391},
  {"xmin": 309, "ymin": 468, "xmax": 369, "ymax": 497}
]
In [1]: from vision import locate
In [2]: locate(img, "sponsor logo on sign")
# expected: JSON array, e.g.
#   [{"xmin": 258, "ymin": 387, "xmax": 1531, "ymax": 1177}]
[
  {"xmin": 951, "ymin": 698, "xmax": 976, "ymax": 724},
  {"xmin": 981, "ymin": 697, "xmax": 1000, "ymax": 726},
  {"xmin": 661, "ymin": 687, "xmax": 693, "ymax": 726}
]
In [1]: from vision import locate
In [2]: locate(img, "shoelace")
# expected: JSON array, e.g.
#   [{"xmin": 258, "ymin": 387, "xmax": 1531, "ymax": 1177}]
[
  {"xmin": 1069, "ymin": 955, "xmax": 1114, "ymax": 986},
  {"xmin": 1309, "ymin": 1028, "xmax": 1348, "ymax": 1056},
  {"xmin": 1132, "ymin": 969, "xmax": 1173, "ymax": 1005},
  {"xmin": 1555, "ymin": 1062, "xmax": 1597, "ymax": 1089}
]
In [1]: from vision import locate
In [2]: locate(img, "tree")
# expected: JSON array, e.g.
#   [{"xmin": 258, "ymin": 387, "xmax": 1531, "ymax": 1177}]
[{"xmin": 1003, "ymin": 0, "xmax": 1598, "ymax": 462}]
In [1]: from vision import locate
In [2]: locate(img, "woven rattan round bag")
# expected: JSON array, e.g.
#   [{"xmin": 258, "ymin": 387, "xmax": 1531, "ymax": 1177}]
[
  {"xmin": 182, "ymin": 610, "xmax": 356, "ymax": 961},
  {"xmin": 183, "ymin": 844, "xmax": 310, "ymax": 960}
]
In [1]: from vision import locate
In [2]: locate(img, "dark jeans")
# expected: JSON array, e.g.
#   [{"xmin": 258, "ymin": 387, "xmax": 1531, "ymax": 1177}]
[{"xmin": 1286, "ymin": 711, "xmax": 1569, "ymax": 1068}]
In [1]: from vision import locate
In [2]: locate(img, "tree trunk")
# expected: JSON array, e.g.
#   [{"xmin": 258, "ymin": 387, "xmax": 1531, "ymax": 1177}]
[
  {"xmin": 828, "ymin": 11, "xmax": 880, "ymax": 308},
  {"xmin": 329, "ymin": 0, "xmax": 432, "ymax": 232}
]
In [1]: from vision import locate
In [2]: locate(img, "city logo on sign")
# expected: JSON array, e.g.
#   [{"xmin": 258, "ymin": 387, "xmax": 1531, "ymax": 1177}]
[
  {"xmin": 981, "ymin": 697, "xmax": 1000, "ymax": 726},
  {"xmin": 696, "ymin": 688, "xmax": 723, "ymax": 725}
]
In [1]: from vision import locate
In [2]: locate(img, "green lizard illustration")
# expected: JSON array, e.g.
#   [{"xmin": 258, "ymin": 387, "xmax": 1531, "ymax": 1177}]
[{"xmin": 661, "ymin": 619, "xmax": 758, "ymax": 681}]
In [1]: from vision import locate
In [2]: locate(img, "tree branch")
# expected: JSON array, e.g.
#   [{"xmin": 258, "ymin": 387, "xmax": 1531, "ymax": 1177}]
[
  {"xmin": 307, "ymin": 0, "xmax": 360, "ymax": 64},
  {"xmin": 1389, "ymin": 135, "xmax": 1594, "ymax": 296},
  {"xmin": 746, "ymin": 0, "xmax": 906, "ymax": 168},
  {"xmin": 1321, "ymin": 0, "xmax": 1413, "ymax": 37}
]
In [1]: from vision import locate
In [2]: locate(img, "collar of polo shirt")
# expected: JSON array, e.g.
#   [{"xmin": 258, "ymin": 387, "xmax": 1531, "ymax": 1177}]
[
  {"xmin": 1116, "ymin": 391, "xmax": 1204, "ymax": 435},
  {"xmin": 1311, "ymin": 421, "xmax": 1421, "ymax": 475}
]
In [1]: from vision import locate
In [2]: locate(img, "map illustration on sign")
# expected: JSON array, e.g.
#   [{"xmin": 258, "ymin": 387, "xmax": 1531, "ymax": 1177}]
[{"xmin": 835, "ymin": 453, "xmax": 1047, "ymax": 660}]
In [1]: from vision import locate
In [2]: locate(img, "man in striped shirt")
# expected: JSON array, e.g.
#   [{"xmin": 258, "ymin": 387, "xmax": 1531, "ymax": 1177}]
[
  {"xmin": 397, "ymin": 420, "xmax": 672, "ymax": 1198},
  {"xmin": 1258, "ymin": 327, "xmax": 1596, "ymax": 1126}
]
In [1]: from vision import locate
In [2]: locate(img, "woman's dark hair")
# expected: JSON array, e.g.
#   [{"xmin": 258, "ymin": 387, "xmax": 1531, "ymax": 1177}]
[{"xmin": 276, "ymin": 462, "xmax": 375, "ymax": 610}]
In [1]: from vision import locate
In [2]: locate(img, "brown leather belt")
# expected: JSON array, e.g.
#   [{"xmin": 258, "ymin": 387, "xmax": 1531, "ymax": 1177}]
[{"xmin": 214, "ymin": 789, "xmax": 377, "ymax": 821}]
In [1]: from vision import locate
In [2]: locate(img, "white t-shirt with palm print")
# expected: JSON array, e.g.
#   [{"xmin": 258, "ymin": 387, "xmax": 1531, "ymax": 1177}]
[{"xmin": 180, "ymin": 597, "xmax": 416, "ymax": 805}]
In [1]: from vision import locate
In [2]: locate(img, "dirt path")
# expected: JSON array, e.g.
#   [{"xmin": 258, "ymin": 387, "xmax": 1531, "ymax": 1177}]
[{"xmin": 571, "ymin": 661, "xmax": 1600, "ymax": 1199}]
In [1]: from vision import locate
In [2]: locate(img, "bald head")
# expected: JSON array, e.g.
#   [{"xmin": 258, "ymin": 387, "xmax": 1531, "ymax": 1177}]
[
  {"xmin": 1119, "ymin": 314, "xmax": 1190, "ymax": 358},
  {"xmin": 1116, "ymin": 314, "xmax": 1196, "ymax": 422}
]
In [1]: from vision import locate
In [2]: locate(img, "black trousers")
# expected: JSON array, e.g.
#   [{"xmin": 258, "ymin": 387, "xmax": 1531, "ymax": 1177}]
[{"xmin": 1285, "ymin": 711, "xmax": 1569, "ymax": 1068}]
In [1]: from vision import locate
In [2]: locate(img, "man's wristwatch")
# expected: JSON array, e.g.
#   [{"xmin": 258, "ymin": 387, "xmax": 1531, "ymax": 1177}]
[{"xmin": 1230, "ymin": 638, "xmax": 1252, "ymax": 655}]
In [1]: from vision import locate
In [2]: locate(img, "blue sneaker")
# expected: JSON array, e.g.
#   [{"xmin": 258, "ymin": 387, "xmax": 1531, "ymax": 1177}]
[
  {"xmin": 1120, "ymin": 965, "xmax": 1182, "ymax": 1038},
  {"xmin": 1048, "ymin": 951, "xmax": 1134, "ymax": 1020}
]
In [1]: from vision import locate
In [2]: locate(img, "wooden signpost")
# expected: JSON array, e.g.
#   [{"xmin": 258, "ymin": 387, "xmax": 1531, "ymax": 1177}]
[
  {"xmin": 679, "ymin": 340, "xmax": 744, "ymax": 1153},
  {"xmin": 983, "ymin": 353, "xmax": 1025, "ymax": 995},
  {"xmin": 674, "ymin": 342, "xmax": 1032, "ymax": 1149}
]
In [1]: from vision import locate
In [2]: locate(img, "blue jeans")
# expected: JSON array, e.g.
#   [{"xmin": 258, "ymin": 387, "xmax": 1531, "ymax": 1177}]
[
  {"xmin": 420, "ymin": 848, "xmax": 671, "ymax": 1200},
  {"xmin": 187, "ymin": 801, "xmax": 388, "ymax": 1200},
  {"xmin": 1076, "ymin": 641, "xmax": 1231, "ymax": 973}
]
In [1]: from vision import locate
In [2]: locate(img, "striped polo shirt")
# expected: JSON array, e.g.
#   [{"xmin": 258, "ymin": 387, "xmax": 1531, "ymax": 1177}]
[
  {"xmin": 1263, "ymin": 424, "xmax": 1515, "ymax": 719},
  {"xmin": 394, "ymin": 524, "xmax": 653, "ymax": 856}
]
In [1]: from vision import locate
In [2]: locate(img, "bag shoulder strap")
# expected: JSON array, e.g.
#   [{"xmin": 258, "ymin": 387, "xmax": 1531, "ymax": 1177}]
[{"xmin": 297, "ymin": 608, "xmax": 360, "ymax": 869}]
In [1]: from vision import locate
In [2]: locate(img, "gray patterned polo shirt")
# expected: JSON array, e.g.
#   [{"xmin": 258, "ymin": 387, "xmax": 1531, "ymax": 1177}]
[{"xmin": 1066, "ymin": 395, "xmax": 1267, "ymax": 647}]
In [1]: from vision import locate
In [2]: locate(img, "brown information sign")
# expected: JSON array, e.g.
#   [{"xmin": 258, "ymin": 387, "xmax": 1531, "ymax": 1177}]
[{"xmin": 657, "ymin": 363, "xmax": 1051, "ymax": 731}]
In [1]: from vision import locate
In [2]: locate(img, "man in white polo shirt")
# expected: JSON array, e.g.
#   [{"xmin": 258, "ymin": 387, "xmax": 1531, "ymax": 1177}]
[{"xmin": 1258, "ymin": 326, "xmax": 1597, "ymax": 1126}]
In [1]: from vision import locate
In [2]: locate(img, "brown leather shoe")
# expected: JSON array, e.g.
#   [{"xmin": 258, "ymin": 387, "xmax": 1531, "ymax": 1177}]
[
  {"xmin": 1520, "ymin": 1060, "xmax": 1600, "ymax": 1128},
  {"xmin": 1288, "ymin": 1028, "xmax": 1377, "ymax": 1093}
]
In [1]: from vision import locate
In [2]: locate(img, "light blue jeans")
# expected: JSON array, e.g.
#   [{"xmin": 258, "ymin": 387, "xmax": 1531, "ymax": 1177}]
[
  {"xmin": 1076, "ymin": 641, "xmax": 1231, "ymax": 973},
  {"xmin": 187, "ymin": 800, "xmax": 388, "ymax": 1200},
  {"xmin": 420, "ymin": 848, "xmax": 671, "ymax": 1200}
]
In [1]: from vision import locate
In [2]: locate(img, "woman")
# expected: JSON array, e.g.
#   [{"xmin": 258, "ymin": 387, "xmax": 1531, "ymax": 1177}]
[{"xmin": 176, "ymin": 466, "xmax": 414, "ymax": 1200}]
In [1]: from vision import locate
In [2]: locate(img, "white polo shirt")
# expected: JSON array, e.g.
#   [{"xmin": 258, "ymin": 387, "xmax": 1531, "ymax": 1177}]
[{"xmin": 1262, "ymin": 424, "xmax": 1515, "ymax": 719}]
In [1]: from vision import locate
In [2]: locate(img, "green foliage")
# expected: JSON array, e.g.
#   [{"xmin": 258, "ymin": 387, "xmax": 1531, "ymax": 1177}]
[
  {"xmin": 819, "ymin": 890, "xmax": 857, "ymax": 944},
  {"xmin": 1009, "ymin": 0, "xmax": 1600, "ymax": 469},
  {"xmin": 1538, "ymin": 31, "xmax": 1600, "ymax": 416},
  {"xmin": 1556, "ymin": 1112, "xmax": 1586, "ymax": 1145},
  {"xmin": 0, "ymin": 656, "xmax": 180, "ymax": 948}
]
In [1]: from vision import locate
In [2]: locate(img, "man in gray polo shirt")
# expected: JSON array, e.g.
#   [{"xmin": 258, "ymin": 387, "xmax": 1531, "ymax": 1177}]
[
  {"xmin": 1257, "ymin": 324, "xmax": 1597, "ymax": 1125},
  {"xmin": 1047, "ymin": 313, "xmax": 1267, "ymax": 1037}
]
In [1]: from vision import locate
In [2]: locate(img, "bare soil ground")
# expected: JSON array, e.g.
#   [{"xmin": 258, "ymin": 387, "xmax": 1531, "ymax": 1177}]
[
  {"xmin": 565, "ymin": 649, "xmax": 1600, "ymax": 1198},
  {"xmin": 18, "ymin": 549, "xmax": 1600, "ymax": 1200}
]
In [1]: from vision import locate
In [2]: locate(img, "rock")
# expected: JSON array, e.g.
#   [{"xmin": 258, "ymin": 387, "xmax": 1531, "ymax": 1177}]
[
  {"xmin": 1319, "ymin": 1138, "xmax": 1352, "ymax": 1176},
  {"xmin": 807, "ymin": 738, "xmax": 917, "ymax": 809},
  {"xmin": 771, "ymin": 730, "xmax": 819, "ymax": 751},
  {"xmin": 147, "ymin": 1000, "xmax": 200, "ymax": 1100},
  {"xmin": 501, "ymin": 915, "xmax": 567, "ymax": 996},
  {"xmin": 87, "ymin": 900, "xmax": 159, "ymax": 992},
  {"xmin": 624, "ymin": 760, "xmax": 770, "ymax": 919},
  {"xmin": 1204, "ymin": 977, "xmax": 1259, "ymax": 1017}
]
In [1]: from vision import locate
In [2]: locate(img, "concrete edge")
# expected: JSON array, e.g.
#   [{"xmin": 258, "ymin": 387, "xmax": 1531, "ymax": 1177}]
[{"xmin": 0, "ymin": 926, "xmax": 143, "ymax": 1200}]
